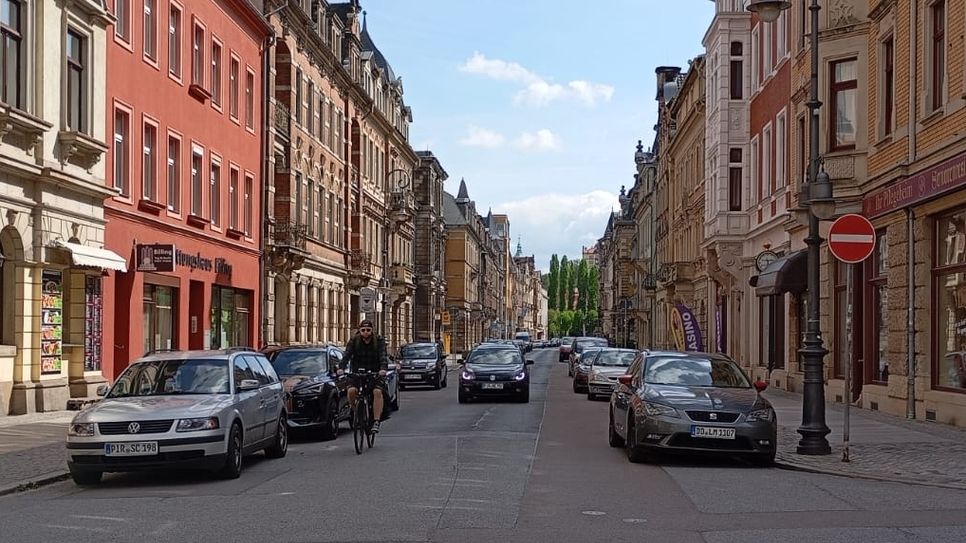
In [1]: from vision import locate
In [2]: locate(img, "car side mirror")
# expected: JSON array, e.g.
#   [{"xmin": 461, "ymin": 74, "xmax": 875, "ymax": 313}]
[
  {"xmin": 525, "ymin": 359, "xmax": 534, "ymax": 365},
  {"xmin": 238, "ymin": 379, "xmax": 260, "ymax": 391},
  {"xmin": 617, "ymin": 375, "xmax": 633, "ymax": 386},
  {"xmin": 95, "ymin": 384, "xmax": 109, "ymax": 397},
  {"xmin": 754, "ymin": 379, "xmax": 768, "ymax": 393}
]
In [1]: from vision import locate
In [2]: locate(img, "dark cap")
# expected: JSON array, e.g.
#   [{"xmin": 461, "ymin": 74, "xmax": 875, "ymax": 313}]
[{"xmin": 359, "ymin": 319, "xmax": 374, "ymax": 329}]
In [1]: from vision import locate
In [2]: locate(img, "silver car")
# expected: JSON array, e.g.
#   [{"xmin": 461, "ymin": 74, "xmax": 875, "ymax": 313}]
[
  {"xmin": 66, "ymin": 349, "xmax": 288, "ymax": 485},
  {"xmin": 586, "ymin": 348, "xmax": 639, "ymax": 400},
  {"xmin": 609, "ymin": 351, "xmax": 777, "ymax": 466}
]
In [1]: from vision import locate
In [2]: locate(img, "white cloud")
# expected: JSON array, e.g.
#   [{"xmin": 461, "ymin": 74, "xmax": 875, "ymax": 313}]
[
  {"xmin": 460, "ymin": 52, "xmax": 614, "ymax": 107},
  {"xmin": 515, "ymin": 129, "xmax": 561, "ymax": 152},
  {"xmin": 459, "ymin": 125, "xmax": 505, "ymax": 148},
  {"xmin": 495, "ymin": 191, "xmax": 619, "ymax": 270}
]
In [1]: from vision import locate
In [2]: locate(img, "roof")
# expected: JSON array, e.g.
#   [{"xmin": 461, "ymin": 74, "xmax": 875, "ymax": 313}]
[
  {"xmin": 443, "ymin": 191, "xmax": 468, "ymax": 225},
  {"xmin": 361, "ymin": 23, "xmax": 397, "ymax": 83},
  {"xmin": 456, "ymin": 177, "xmax": 470, "ymax": 200}
]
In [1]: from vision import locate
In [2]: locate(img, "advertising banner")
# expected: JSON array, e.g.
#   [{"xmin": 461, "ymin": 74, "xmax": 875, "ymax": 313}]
[{"xmin": 670, "ymin": 303, "xmax": 704, "ymax": 352}]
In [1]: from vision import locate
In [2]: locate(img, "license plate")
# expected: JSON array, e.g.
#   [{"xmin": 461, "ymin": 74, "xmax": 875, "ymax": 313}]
[
  {"xmin": 104, "ymin": 441, "xmax": 159, "ymax": 456},
  {"xmin": 482, "ymin": 383, "xmax": 503, "ymax": 390},
  {"xmin": 404, "ymin": 374, "xmax": 423, "ymax": 380},
  {"xmin": 690, "ymin": 426, "xmax": 736, "ymax": 440}
]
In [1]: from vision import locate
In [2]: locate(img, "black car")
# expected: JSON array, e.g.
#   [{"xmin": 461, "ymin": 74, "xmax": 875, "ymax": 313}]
[
  {"xmin": 263, "ymin": 345, "xmax": 349, "ymax": 440},
  {"xmin": 458, "ymin": 344, "xmax": 533, "ymax": 403},
  {"xmin": 397, "ymin": 342, "xmax": 448, "ymax": 389}
]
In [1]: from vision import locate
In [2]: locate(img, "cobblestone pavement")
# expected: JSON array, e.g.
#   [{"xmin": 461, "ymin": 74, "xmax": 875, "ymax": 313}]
[
  {"xmin": 767, "ymin": 389, "xmax": 966, "ymax": 490},
  {"xmin": 0, "ymin": 413, "xmax": 73, "ymax": 495}
]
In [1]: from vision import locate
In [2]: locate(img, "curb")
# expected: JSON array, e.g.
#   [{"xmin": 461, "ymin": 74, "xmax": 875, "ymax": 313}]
[
  {"xmin": 774, "ymin": 457, "xmax": 966, "ymax": 491},
  {"xmin": 0, "ymin": 470, "xmax": 70, "ymax": 497}
]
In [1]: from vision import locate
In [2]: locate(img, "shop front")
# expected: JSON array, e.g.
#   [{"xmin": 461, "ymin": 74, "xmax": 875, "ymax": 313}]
[
  {"xmin": 860, "ymin": 148, "xmax": 966, "ymax": 425},
  {"xmin": 103, "ymin": 222, "xmax": 260, "ymax": 381}
]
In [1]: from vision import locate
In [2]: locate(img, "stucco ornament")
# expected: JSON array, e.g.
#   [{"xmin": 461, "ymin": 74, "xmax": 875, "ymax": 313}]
[{"xmin": 828, "ymin": 0, "xmax": 859, "ymax": 28}]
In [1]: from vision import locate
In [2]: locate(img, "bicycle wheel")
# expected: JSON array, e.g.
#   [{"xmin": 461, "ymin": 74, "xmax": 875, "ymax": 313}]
[
  {"xmin": 353, "ymin": 400, "xmax": 368, "ymax": 455},
  {"xmin": 366, "ymin": 404, "xmax": 376, "ymax": 449}
]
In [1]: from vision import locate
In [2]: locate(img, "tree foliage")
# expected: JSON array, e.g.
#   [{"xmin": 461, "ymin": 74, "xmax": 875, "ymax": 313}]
[{"xmin": 546, "ymin": 253, "xmax": 601, "ymax": 336}]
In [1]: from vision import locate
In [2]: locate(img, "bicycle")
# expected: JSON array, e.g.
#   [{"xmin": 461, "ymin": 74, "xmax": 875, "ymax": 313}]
[{"xmin": 347, "ymin": 370, "xmax": 378, "ymax": 454}]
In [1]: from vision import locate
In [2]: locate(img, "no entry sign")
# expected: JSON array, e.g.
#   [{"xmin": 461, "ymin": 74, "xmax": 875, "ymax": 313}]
[{"xmin": 828, "ymin": 214, "xmax": 876, "ymax": 264}]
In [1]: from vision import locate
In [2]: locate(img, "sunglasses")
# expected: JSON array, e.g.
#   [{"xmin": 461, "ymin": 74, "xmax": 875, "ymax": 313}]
[{"xmin": 360, "ymin": 328, "xmax": 372, "ymax": 332}]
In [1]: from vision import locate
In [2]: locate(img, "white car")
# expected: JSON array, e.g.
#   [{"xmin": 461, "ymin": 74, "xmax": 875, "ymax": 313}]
[{"xmin": 66, "ymin": 349, "xmax": 288, "ymax": 485}]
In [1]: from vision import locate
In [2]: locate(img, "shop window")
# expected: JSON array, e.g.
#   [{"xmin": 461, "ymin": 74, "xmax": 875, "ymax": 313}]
[
  {"xmin": 143, "ymin": 284, "xmax": 176, "ymax": 355},
  {"xmin": 210, "ymin": 285, "xmax": 250, "ymax": 349},
  {"xmin": 868, "ymin": 231, "xmax": 889, "ymax": 383},
  {"xmin": 758, "ymin": 295, "xmax": 785, "ymax": 370},
  {"xmin": 84, "ymin": 277, "xmax": 103, "ymax": 371},
  {"xmin": 935, "ymin": 209, "xmax": 966, "ymax": 392}
]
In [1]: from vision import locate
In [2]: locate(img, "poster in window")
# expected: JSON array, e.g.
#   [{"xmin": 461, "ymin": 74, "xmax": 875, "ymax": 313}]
[
  {"xmin": 41, "ymin": 270, "xmax": 64, "ymax": 374},
  {"xmin": 84, "ymin": 277, "xmax": 103, "ymax": 372}
]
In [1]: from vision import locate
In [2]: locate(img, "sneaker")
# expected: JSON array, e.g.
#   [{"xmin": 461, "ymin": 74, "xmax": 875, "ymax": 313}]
[{"xmin": 371, "ymin": 421, "xmax": 381, "ymax": 434}]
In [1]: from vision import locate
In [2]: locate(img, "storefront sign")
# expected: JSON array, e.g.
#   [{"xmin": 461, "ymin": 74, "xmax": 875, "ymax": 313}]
[
  {"xmin": 670, "ymin": 304, "xmax": 704, "ymax": 352},
  {"xmin": 40, "ymin": 270, "xmax": 64, "ymax": 375},
  {"xmin": 175, "ymin": 250, "xmax": 232, "ymax": 277},
  {"xmin": 864, "ymin": 151, "xmax": 966, "ymax": 217},
  {"xmin": 136, "ymin": 244, "xmax": 176, "ymax": 272}
]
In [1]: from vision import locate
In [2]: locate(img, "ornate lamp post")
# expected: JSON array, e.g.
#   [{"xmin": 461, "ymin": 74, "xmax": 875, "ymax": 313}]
[{"xmin": 747, "ymin": 0, "xmax": 835, "ymax": 455}]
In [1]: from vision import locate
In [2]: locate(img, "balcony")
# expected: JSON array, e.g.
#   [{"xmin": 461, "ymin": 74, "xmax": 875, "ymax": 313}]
[
  {"xmin": 274, "ymin": 102, "xmax": 291, "ymax": 140},
  {"xmin": 348, "ymin": 249, "xmax": 374, "ymax": 290},
  {"xmin": 272, "ymin": 220, "xmax": 307, "ymax": 251},
  {"xmin": 390, "ymin": 263, "xmax": 414, "ymax": 285},
  {"xmin": 268, "ymin": 219, "xmax": 308, "ymax": 274}
]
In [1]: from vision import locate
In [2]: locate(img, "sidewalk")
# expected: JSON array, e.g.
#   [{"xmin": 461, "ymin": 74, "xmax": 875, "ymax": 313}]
[
  {"xmin": 0, "ymin": 411, "xmax": 74, "ymax": 496},
  {"xmin": 765, "ymin": 388, "xmax": 966, "ymax": 490}
]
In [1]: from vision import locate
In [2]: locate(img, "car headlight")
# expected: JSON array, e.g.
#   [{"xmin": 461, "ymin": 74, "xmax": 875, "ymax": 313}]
[
  {"xmin": 294, "ymin": 383, "xmax": 324, "ymax": 395},
  {"xmin": 177, "ymin": 417, "xmax": 220, "ymax": 432},
  {"xmin": 461, "ymin": 370, "xmax": 475, "ymax": 380},
  {"xmin": 643, "ymin": 402, "xmax": 678, "ymax": 418},
  {"xmin": 513, "ymin": 370, "xmax": 526, "ymax": 381},
  {"xmin": 746, "ymin": 408, "xmax": 775, "ymax": 422},
  {"xmin": 68, "ymin": 422, "xmax": 95, "ymax": 437}
]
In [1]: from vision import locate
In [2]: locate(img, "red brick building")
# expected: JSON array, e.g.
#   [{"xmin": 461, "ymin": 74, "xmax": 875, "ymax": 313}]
[{"xmin": 102, "ymin": 0, "xmax": 270, "ymax": 379}]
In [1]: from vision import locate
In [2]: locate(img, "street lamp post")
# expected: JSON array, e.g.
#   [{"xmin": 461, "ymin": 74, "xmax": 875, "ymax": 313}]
[{"xmin": 747, "ymin": 0, "xmax": 835, "ymax": 455}]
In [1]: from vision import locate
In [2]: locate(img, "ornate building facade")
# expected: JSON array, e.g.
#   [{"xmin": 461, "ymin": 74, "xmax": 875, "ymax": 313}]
[{"xmin": 413, "ymin": 151, "xmax": 448, "ymax": 343}]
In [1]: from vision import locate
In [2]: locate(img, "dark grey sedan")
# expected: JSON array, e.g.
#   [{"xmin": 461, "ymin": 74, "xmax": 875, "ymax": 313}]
[{"xmin": 608, "ymin": 351, "xmax": 777, "ymax": 466}]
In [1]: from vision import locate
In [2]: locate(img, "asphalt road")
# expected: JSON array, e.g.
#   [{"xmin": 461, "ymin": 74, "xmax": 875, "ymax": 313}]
[{"xmin": 2, "ymin": 348, "xmax": 966, "ymax": 542}]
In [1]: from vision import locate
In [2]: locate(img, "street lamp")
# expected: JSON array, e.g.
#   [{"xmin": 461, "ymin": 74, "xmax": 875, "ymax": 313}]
[{"xmin": 749, "ymin": 0, "xmax": 832, "ymax": 455}]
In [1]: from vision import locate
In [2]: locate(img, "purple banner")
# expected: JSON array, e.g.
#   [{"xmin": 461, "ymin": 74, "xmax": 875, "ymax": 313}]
[
  {"xmin": 715, "ymin": 303, "xmax": 723, "ymax": 353},
  {"xmin": 677, "ymin": 304, "xmax": 704, "ymax": 352}
]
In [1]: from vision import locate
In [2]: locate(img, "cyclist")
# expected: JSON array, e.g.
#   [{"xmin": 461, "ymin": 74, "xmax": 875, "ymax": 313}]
[{"xmin": 338, "ymin": 319, "xmax": 390, "ymax": 433}]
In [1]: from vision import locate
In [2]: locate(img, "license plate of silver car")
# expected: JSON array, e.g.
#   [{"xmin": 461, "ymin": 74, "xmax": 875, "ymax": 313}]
[
  {"xmin": 482, "ymin": 383, "xmax": 503, "ymax": 390},
  {"xmin": 690, "ymin": 426, "xmax": 736, "ymax": 439},
  {"xmin": 104, "ymin": 441, "xmax": 159, "ymax": 456}
]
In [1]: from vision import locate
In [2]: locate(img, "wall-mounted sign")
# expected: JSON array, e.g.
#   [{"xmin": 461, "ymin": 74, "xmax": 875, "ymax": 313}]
[
  {"xmin": 175, "ymin": 250, "xmax": 233, "ymax": 277},
  {"xmin": 864, "ymin": 150, "xmax": 966, "ymax": 217},
  {"xmin": 136, "ymin": 244, "xmax": 176, "ymax": 272},
  {"xmin": 670, "ymin": 304, "xmax": 704, "ymax": 352},
  {"xmin": 360, "ymin": 287, "xmax": 376, "ymax": 313}
]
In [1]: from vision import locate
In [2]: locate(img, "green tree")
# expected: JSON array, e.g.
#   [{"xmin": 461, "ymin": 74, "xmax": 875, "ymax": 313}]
[
  {"xmin": 587, "ymin": 265, "xmax": 600, "ymax": 311},
  {"xmin": 547, "ymin": 255, "xmax": 560, "ymax": 311},
  {"xmin": 576, "ymin": 259, "xmax": 590, "ymax": 311},
  {"xmin": 558, "ymin": 256, "xmax": 570, "ymax": 310}
]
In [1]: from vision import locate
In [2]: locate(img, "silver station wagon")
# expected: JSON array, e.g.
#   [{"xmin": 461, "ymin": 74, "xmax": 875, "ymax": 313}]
[{"xmin": 66, "ymin": 349, "xmax": 288, "ymax": 485}]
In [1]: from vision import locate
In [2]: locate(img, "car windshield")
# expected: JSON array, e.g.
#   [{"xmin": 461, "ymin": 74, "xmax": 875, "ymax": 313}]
[
  {"xmin": 644, "ymin": 356, "xmax": 751, "ymax": 388},
  {"xmin": 467, "ymin": 348, "xmax": 522, "ymax": 366},
  {"xmin": 561, "ymin": 337, "xmax": 575, "ymax": 345},
  {"xmin": 594, "ymin": 350, "xmax": 637, "ymax": 367},
  {"xmin": 108, "ymin": 358, "xmax": 231, "ymax": 397},
  {"xmin": 575, "ymin": 339, "xmax": 607, "ymax": 352},
  {"xmin": 269, "ymin": 350, "xmax": 327, "ymax": 376},
  {"xmin": 401, "ymin": 345, "xmax": 437, "ymax": 358}
]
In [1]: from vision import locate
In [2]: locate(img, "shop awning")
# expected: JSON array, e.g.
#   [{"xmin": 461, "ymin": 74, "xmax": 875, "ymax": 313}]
[
  {"xmin": 53, "ymin": 240, "xmax": 128, "ymax": 272},
  {"xmin": 750, "ymin": 250, "xmax": 806, "ymax": 297}
]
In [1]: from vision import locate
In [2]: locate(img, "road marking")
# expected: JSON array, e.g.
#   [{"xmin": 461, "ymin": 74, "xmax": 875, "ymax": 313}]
[
  {"xmin": 581, "ymin": 510, "xmax": 607, "ymax": 516},
  {"xmin": 472, "ymin": 407, "xmax": 495, "ymax": 429},
  {"xmin": 71, "ymin": 515, "xmax": 128, "ymax": 522},
  {"xmin": 44, "ymin": 525, "xmax": 111, "ymax": 533}
]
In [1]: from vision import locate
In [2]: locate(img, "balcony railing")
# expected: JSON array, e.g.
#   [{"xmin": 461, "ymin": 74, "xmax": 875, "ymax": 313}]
[
  {"xmin": 274, "ymin": 102, "xmax": 291, "ymax": 139},
  {"xmin": 272, "ymin": 220, "xmax": 307, "ymax": 250}
]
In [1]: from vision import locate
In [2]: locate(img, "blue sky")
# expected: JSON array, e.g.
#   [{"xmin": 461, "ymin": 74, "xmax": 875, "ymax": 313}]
[{"xmin": 360, "ymin": 0, "xmax": 715, "ymax": 270}]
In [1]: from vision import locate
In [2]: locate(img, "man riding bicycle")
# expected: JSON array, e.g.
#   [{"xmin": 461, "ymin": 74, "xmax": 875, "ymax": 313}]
[{"xmin": 338, "ymin": 319, "xmax": 390, "ymax": 433}]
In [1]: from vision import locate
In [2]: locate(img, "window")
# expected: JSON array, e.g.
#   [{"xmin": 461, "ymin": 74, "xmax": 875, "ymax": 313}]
[
  {"xmin": 244, "ymin": 174, "xmax": 253, "ymax": 235},
  {"xmin": 245, "ymin": 70, "xmax": 254, "ymax": 129},
  {"xmin": 759, "ymin": 295, "xmax": 785, "ymax": 370},
  {"xmin": 191, "ymin": 147, "xmax": 203, "ymax": 216},
  {"xmin": 728, "ymin": 168, "xmax": 742, "ymax": 212},
  {"xmin": 295, "ymin": 172, "xmax": 303, "ymax": 225},
  {"xmin": 830, "ymin": 58, "xmax": 857, "ymax": 150},
  {"xmin": 776, "ymin": 111, "xmax": 786, "ymax": 189},
  {"xmin": 66, "ymin": 29, "xmax": 85, "ymax": 132},
  {"xmin": 316, "ymin": 185, "xmax": 324, "ymax": 239},
  {"xmin": 167, "ymin": 135, "xmax": 180, "ymax": 212},
  {"xmin": 229, "ymin": 168, "xmax": 239, "ymax": 230},
  {"xmin": 211, "ymin": 41, "xmax": 221, "ymax": 106},
  {"xmin": 729, "ymin": 42, "xmax": 743, "ymax": 100},
  {"xmin": 762, "ymin": 125, "xmax": 772, "ymax": 195},
  {"xmin": 114, "ymin": 0, "xmax": 129, "ymax": 42},
  {"xmin": 143, "ymin": 284, "xmax": 176, "ymax": 353},
  {"xmin": 210, "ymin": 159, "xmax": 221, "ymax": 227},
  {"xmin": 210, "ymin": 286, "xmax": 250, "ymax": 349},
  {"xmin": 798, "ymin": 115, "xmax": 807, "ymax": 186},
  {"xmin": 798, "ymin": 0, "xmax": 807, "ymax": 49},
  {"xmin": 935, "ymin": 208, "xmax": 966, "ymax": 392},
  {"xmin": 307, "ymin": 178, "xmax": 316, "ymax": 237},
  {"xmin": 751, "ymin": 28, "xmax": 760, "ymax": 88},
  {"xmin": 142, "ymin": 122, "xmax": 157, "ymax": 201},
  {"xmin": 1, "ymin": 0, "xmax": 23, "ymax": 108},
  {"xmin": 229, "ymin": 57, "xmax": 239, "ymax": 119},
  {"xmin": 143, "ymin": 0, "xmax": 156, "ymax": 60},
  {"xmin": 750, "ymin": 137, "xmax": 759, "ymax": 204},
  {"xmin": 307, "ymin": 81, "xmax": 314, "ymax": 135},
  {"xmin": 929, "ymin": 1, "xmax": 945, "ymax": 112},
  {"xmin": 294, "ymin": 68, "xmax": 302, "ymax": 125},
  {"xmin": 777, "ymin": 11, "xmax": 787, "ymax": 59},
  {"xmin": 191, "ymin": 23, "xmax": 203, "ymax": 86},
  {"xmin": 868, "ymin": 231, "xmax": 888, "ymax": 383},
  {"xmin": 168, "ymin": 5, "xmax": 181, "ymax": 77},
  {"xmin": 113, "ymin": 109, "xmax": 130, "ymax": 195},
  {"xmin": 882, "ymin": 35, "xmax": 894, "ymax": 136}
]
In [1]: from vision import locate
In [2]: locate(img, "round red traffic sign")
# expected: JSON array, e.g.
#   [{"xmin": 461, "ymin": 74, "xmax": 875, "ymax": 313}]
[{"xmin": 828, "ymin": 214, "xmax": 876, "ymax": 264}]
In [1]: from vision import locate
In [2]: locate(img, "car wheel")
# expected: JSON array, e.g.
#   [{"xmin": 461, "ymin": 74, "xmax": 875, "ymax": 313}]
[
  {"xmin": 458, "ymin": 390, "xmax": 469, "ymax": 404},
  {"xmin": 433, "ymin": 371, "xmax": 442, "ymax": 390},
  {"xmin": 219, "ymin": 423, "xmax": 244, "ymax": 479},
  {"xmin": 319, "ymin": 399, "xmax": 340, "ymax": 441},
  {"xmin": 587, "ymin": 392, "xmax": 596, "ymax": 401},
  {"xmin": 572, "ymin": 380, "xmax": 580, "ymax": 393},
  {"xmin": 265, "ymin": 414, "xmax": 288, "ymax": 459},
  {"xmin": 625, "ymin": 419, "xmax": 650, "ymax": 464},
  {"xmin": 442, "ymin": 371, "xmax": 448, "ymax": 388},
  {"xmin": 518, "ymin": 389, "xmax": 530, "ymax": 403},
  {"xmin": 69, "ymin": 468, "xmax": 102, "ymax": 486},
  {"xmin": 752, "ymin": 450, "xmax": 776, "ymax": 467},
  {"xmin": 608, "ymin": 411, "xmax": 625, "ymax": 448}
]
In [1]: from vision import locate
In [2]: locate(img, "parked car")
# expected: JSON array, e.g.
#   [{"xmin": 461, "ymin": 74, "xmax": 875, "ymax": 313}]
[
  {"xmin": 458, "ymin": 343, "xmax": 533, "ymax": 403},
  {"xmin": 608, "ymin": 350, "xmax": 777, "ymax": 466},
  {"xmin": 571, "ymin": 347, "xmax": 604, "ymax": 393},
  {"xmin": 397, "ymin": 342, "xmax": 448, "ymax": 389},
  {"xmin": 66, "ymin": 349, "xmax": 288, "ymax": 485},
  {"xmin": 568, "ymin": 337, "xmax": 609, "ymax": 375},
  {"xmin": 263, "ymin": 344, "xmax": 349, "ymax": 440},
  {"xmin": 558, "ymin": 336, "xmax": 576, "ymax": 362},
  {"xmin": 514, "ymin": 331, "xmax": 532, "ymax": 352},
  {"xmin": 586, "ymin": 348, "xmax": 638, "ymax": 400}
]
